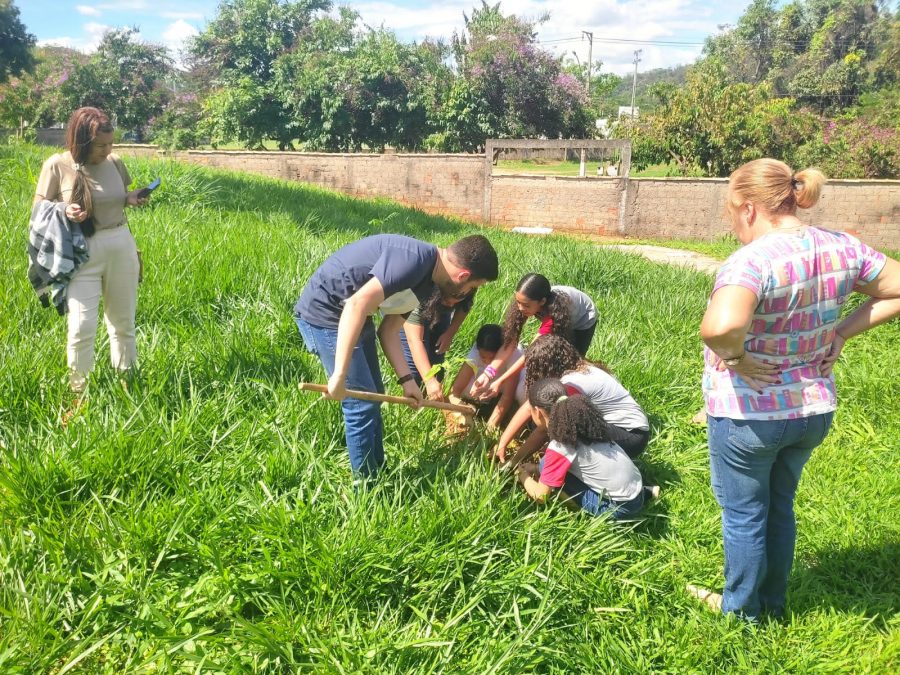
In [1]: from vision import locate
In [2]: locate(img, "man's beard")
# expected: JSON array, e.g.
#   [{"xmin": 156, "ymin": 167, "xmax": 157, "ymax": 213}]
[{"xmin": 436, "ymin": 278, "xmax": 467, "ymax": 300}]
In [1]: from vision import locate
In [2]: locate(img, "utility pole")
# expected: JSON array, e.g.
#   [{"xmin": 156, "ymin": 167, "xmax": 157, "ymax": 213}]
[
  {"xmin": 580, "ymin": 32, "xmax": 594, "ymax": 178},
  {"xmin": 630, "ymin": 49, "xmax": 642, "ymax": 120},
  {"xmin": 582, "ymin": 31, "xmax": 593, "ymax": 94}
]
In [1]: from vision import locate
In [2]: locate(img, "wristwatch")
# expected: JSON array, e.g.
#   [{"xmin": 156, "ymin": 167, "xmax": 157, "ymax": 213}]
[
  {"xmin": 722, "ymin": 352, "xmax": 745, "ymax": 367},
  {"xmin": 397, "ymin": 373, "xmax": 416, "ymax": 385}
]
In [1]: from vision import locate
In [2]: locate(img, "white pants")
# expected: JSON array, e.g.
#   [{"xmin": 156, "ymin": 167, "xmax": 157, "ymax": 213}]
[{"xmin": 66, "ymin": 226, "xmax": 139, "ymax": 391}]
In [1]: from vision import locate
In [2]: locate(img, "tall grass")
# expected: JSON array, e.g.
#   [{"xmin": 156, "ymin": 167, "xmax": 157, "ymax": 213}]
[{"xmin": 0, "ymin": 143, "xmax": 897, "ymax": 672}]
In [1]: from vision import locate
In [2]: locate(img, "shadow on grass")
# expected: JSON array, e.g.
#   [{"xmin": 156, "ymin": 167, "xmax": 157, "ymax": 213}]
[
  {"xmin": 206, "ymin": 171, "xmax": 477, "ymax": 240},
  {"xmin": 625, "ymin": 412, "xmax": 685, "ymax": 537},
  {"xmin": 389, "ymin": 424, "xmax": 678, "ymax": 536},
  {"xmin": 790, "ymin": 541, "xmax": 900, "ymax": 625}
]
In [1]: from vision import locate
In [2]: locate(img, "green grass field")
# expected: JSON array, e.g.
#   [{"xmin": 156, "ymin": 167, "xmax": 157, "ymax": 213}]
[
  {"xmin": 495, "ymin": 159, "xmax": 689, "ymax": 178},
  {"xmin": 1, "ymin": 143, "xmax": 897, "ymax": 672}
]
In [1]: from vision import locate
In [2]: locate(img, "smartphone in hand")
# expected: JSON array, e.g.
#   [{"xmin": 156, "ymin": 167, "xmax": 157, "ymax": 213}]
[{"xmin": 137, "ymin": 177, "xmax": 161, "ymax": 199}]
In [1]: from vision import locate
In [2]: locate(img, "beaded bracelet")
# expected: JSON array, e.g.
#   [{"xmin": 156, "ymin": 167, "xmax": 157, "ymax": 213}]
[{"xmin": 484, "ymin": 365, "xmax": 498, "ymax": 379}]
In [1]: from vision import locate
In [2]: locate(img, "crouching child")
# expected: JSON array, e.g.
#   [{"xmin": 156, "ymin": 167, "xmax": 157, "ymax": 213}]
[{"xmin": 516, "ymin": 378, "xmax": 659, "ymax": 519}]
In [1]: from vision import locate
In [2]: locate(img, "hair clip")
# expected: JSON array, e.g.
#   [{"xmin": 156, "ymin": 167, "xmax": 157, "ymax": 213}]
[{"xmin": 555, "ymin": 395, "xmax": 568, "ymax": 403}]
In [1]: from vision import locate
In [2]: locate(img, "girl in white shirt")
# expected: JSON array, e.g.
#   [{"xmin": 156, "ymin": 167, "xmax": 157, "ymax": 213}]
[{"xmin": 449, "ymin": 324, "xmax": 525, "ymax": 430}]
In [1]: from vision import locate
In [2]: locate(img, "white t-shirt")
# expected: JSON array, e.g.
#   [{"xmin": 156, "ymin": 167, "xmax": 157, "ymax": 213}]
[
  {"xmin": 561, "ymin": 366, "xmax": 648, "ymax": 430},
  {"xmin": 540, "ymin": 438, "xmax": 642, "ymax": 502},
  {"xmin": 464, "ymin": 343, "xmax": 526, "ymax": 403}
]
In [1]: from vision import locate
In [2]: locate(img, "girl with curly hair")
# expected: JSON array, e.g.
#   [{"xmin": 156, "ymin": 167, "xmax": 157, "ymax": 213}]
[
  {"xmin": 471, "ymin": 273, "xmax": 596, "ymax": 401},
  {"xmin": 515, "ymin": 378, "xmax": 658, "ymax": 518},
  {"xmin": 496, "ymin": 335, "xmax": 649, "ymax": 465}
]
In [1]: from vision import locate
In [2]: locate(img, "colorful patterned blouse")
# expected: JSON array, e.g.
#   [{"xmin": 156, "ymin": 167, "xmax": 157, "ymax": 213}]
[{"xmin": 703, "ymin": 228, "xmax": 886, "ymax": 420}]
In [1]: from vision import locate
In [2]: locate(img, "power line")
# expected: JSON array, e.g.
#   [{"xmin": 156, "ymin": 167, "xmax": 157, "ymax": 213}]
[
  {"xmin": 541, "ymin": 36, "xmax": 705, "ymax": 47},
  {"xmin": 538, "ymin": 33, "xmax": 875, "ymax": 50}
]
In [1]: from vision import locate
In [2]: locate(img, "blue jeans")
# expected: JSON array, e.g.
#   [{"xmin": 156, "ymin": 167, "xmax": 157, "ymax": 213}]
[
  {"xmin": 538, "ymin": 458, "xmax": 649, "ymax": 520},
  {"xmin": 708, "ymin": 412, "xmax": 834, "ymax": 619},
  {"xmin": 296, "ymin": 316, "xmax": 385, "ymax": 478}
]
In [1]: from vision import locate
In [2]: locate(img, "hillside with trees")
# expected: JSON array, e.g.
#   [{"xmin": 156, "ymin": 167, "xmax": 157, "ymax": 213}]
[
  {"xmin": 1, "ymin": 0, "xmax": 897, "ymax": 177},
  {"xmin": 621, "ymin": 0, "xmax": 899, "ymax": 177}
]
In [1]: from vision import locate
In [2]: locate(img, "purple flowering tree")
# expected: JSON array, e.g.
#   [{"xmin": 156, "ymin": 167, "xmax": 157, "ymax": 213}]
[
  {"xmin": 60, "ymin": 28, "xmax": 173, "ymax": 141},
  {"xmin": 430, "ymin": 2, "xmax": 592, "ymax": 152},
  {"xmin": 0, "ymin": 46, "xmax": 87, "ymax": 133}
]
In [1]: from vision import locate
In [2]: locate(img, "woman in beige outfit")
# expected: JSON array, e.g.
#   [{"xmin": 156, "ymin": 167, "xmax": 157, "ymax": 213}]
[{"xmin": 34, "ymin": 107, "xmax": 148, "ymax": 392}]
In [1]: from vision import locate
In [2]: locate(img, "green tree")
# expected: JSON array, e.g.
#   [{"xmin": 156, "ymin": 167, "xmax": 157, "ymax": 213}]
[
  {"xmin": 562, "ymin": 59, "xmax": 622, "ymax": 118},
  {"xmin": 0, "ymin": 47, "xmax": 86, "ymax": 132},
  {"xmin": 275, "ymin": 9, "xmax": 436, "ymax": 151},
  {"xmin": 625, "ymin": 61, "xmax": 817, "ymax": 175},
  {"xmin": 148, "ymin": 93, "xmax": 203, "ymax": 150},
  {"xmin": 0, "ymin": 0, "xmax": 35, "ymax": 85},
  {"xmin": 796, "ymin": 117, "xmax": 899, "ymax": 177},
  {"xmin": 705, "ymin": 0, "xmax": 886, "ymax": 113},
  {"xmin": 60, "ymin": 28, "xmax": 172, "ymax": 140},
  {"xmin": 704, "ymin": 0, "xmax": 780, "ymax": 84},
  {"xmin": 191, "ymin": 0, "xmax": 331, "ymax": 148},
  {"xmin": 632, "ymin": 0, "xmax": 899, "ymax": 177},
  {"xmin": 432, "ymin": 1, "xmax": 592, "ymax": 151}
]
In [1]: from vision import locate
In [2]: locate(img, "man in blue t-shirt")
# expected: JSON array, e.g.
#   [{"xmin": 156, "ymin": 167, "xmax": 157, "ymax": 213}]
[{"xmin": 295, "ymin": 233, "xmax": 499, "ymax": 478}]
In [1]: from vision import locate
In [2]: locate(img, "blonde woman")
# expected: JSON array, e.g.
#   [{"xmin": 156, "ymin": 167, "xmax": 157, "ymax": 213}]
[
  {"xmin": 691, "ymin": 159, "xmax": 900, "ymax": 620},
  {"xmin": 34, "ymin": 107, "xmax": 148, "ymax": 392}
]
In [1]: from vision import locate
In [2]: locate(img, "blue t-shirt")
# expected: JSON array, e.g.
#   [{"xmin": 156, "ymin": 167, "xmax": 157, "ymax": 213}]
[{"xmin": 294, "ymin": 234, "xmax": 438, "ymax": 329}]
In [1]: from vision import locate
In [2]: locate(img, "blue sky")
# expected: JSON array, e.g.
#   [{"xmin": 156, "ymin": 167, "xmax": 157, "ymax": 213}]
[{"xmin": 19, "ymin": 1, "xmax": 751, "ymax": 75}]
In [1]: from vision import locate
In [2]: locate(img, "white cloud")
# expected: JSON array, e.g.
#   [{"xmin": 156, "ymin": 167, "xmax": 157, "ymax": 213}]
[
  {"xmin": 76, "ymin": 5, "xmax": 102, "ymax": 16},
  {"xmin": 163, "ymin": 19, "xmax": 199, "ymax": 44},
  {"xmin": 352, "ymin": 0, "xmax": 745, "ymax": 75},
  {"xmin": 97, "ymin": 1, "xmax": 149, "ymax": 9},
  {"xmin": 162, "ymin": 19, "xmax": 200, "ymax": 66},
  {"xmin": 83, "ymin": 22, "xmax": 112, "ymax": 51},
  {"xmin": 37, "ymin": 37, "xmax": 79, "ymax": 49},
  {"xmin": 35, "ymin": 21, "xmax": 110, "ymax": 53}
]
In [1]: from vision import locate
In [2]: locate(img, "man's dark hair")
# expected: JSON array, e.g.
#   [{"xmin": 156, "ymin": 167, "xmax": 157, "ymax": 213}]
[
  {"xmin": 448, "ymin": 235, "xmax": 498, "ymax": 281},
  {"xmin": 475, "ymin": 324, "xmax": 503, "ymax": 352}
]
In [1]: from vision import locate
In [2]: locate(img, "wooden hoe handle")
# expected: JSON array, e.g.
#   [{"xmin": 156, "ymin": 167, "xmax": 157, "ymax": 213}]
[{"xmin": 299, "ymin": 382, "xmax": 475, "ymax": 416}]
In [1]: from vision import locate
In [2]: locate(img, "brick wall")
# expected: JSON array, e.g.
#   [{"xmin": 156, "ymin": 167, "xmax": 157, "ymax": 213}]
[
  {"xmin": 628, "ymin": 178, "xmax": 732, "ymax": 240},
  {"xmin": 113, "ymin": 146, "xmax": 899, "ymax": 250},
  {"xmin": 1, "ymin": 128, "xmax": 66, "ymax": 145},
  {"xmin": 122, "ymin": 148, "xmax": 485, "ymax": 221},
  {"xmin": 800, "ymin": 180, "xmax": 900, "ymax": 249},
  {"xmin": 115, "ymin": 144, "xmax": 162, "ymax": 159},
  {"xmin": 628, "ymin": 177, "xmax": 900, "ymax": 249},
  {"xmin": 490, "ymin": 175, "xmax": 624, "ymax": 236}
]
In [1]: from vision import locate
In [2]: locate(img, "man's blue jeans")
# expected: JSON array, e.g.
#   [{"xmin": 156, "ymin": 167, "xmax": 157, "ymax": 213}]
[
  {"xmin": 708, "ymin": 412, "xmax": 834, "ymax": 619},
  {"xmin": 296, "ymin": 316, "xmax": 385, "ymax": 478}
]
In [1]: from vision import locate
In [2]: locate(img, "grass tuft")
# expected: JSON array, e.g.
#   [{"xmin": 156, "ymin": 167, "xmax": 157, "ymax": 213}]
[{"xmin": 1, "ymin": 143, "xmax": 897, "ymax": 672}]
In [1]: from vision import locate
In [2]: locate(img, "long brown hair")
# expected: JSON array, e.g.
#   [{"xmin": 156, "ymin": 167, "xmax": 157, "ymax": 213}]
[
  {"xmin": 65, "ymin": 107, "xmax": 113, "ymax": 233},
  {"xmin": 501, "ymin": 273, "xmax": 572, "ymax": 347}
]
